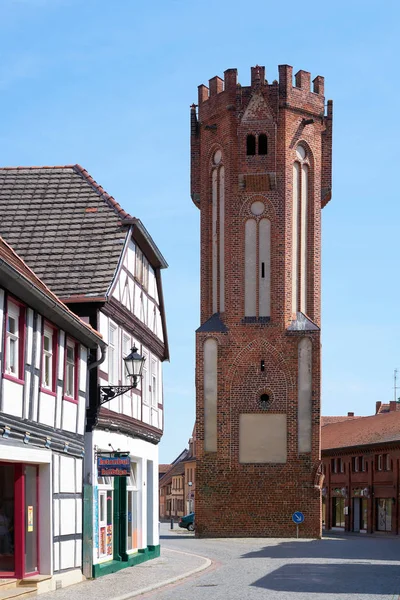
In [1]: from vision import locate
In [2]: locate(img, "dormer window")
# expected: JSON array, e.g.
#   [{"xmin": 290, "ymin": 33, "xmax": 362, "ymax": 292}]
[
  {"xmin": 246, "ymin": 135, "xmax": 256, "ymax": 155},
  {"xmin": 258, "ymin": 134, "xmax": 268, "ymax": 155}
]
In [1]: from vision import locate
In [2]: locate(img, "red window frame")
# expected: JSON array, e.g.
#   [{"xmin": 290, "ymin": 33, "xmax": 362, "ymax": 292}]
[
  {"xmin": 40, "ymin": 321, "xmax": 58, "ymax": 397},
  {"xmin": 63, "ymin": 337, "xmax": 79, "ymax": 404},
  {"xmin": 3, "ymin": 295, "xmax": 26, "ymax": 385}
]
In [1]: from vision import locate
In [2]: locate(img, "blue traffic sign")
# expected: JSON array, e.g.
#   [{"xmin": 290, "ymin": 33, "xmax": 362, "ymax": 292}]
[{"xmin": 292, "ymin": 511, "xmax": 304, "ymax": 524}]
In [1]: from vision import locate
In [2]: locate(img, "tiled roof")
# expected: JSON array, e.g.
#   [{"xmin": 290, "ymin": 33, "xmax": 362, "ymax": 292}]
[
  {"xmin": 321, "ymin": 416, "xmax": 361, "ymax": 426},
  {"xmin": 159, "ymin": 464, "xmax": 171, "ymax": 474},
  {"xmin": 0, "ymin": 236, "xmax": 103, "ymax": 343},
  {"xmin": 0, "ymin": 165, "xmax": 132, "ymax": 299},
  {"xmin": 321, "ymin": 411, "xmax": 400, "ymax": 451}
]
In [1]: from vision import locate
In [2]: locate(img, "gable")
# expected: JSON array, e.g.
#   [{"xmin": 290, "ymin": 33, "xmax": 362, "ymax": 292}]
[{"xmin": 241, "ymin": 91, "xmax": 274, "ymax": 122}]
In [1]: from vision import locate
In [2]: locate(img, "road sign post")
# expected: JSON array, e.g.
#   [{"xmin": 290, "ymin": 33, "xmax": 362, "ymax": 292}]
[{"xmin": 292, "ymin": 511, "xmax": 304, "ymax": 538}]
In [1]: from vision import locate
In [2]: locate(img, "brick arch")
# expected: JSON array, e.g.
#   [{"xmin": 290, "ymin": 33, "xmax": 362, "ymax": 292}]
[
  {"xmin": 207, "ymin": 143, "xmax": 226, "ymax": 169},
  {"xmin": 238, "ymin": 194, "xmax": 276, "ymax": 220}
]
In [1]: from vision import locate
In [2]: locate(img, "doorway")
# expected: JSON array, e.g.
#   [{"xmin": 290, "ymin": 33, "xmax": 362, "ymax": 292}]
[
  {"xmin": 376, "ymin": 498, "xmax": 392, "ymax": 532},
  {"xmin": 0, "ymin": 463, "xmax": 39, "ymax": 578}
]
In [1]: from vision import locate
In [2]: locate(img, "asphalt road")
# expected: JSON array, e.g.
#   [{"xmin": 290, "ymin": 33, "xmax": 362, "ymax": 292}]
[{"xmin": 155, "ymin": 523, "xmax": 400, "ymax": 600}]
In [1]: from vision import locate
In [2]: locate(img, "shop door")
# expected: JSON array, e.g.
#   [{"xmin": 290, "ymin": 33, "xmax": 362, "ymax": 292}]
[
  {"xmin": 353, "ymin": 498, "xmax": 360, "ymax": 532},
  {"xmin": 0, "ymin": 463, "xmax": 38, "ymax": 578},
  {"xmin": 376, "ymin": 499, "xmax": 392, "ymax": 531},
  {"xmin": 0, "ymin": 464, "xmax": 15, "ymax": 576}
]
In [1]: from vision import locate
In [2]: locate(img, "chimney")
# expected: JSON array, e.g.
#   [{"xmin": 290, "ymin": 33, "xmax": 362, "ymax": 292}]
[
  {"xmin": 390, "ymin": 401, "xmax": 397, "ymax": 412},
  {"xmin": 376, "ymin": 401, "xmax": 382, "ymax": 414},
  {"xmin": 347, "ymin": 412, "xmax": 354, "ymax": 417}
]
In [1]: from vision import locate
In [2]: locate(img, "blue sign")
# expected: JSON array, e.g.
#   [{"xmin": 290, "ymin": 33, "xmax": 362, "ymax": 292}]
[
  {"xmin": 292, "ymin": 511, "xmax": 304, "ymax": 524},
  {"xmin": 97, "ymin": 454, "xmax": 130, "ymax": 477}
]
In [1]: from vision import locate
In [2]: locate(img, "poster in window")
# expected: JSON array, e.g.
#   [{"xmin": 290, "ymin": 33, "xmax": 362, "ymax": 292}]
[
  {"xmin": 27, "ymin": 506, "xmax": 34, "ymax": 532},
  {"xmin": 107, "ymin": 525, "xmax": 113, "ymax": 555},
  {"xmin": 100, "ymin": 527, "xmax": 106, "ymax": 556}
]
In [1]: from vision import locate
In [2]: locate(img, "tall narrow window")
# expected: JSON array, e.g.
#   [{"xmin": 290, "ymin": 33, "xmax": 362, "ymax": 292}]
[
  {"xmin": 65, "ymin": 340, "xmax": 76, "ymax": 399},
  {"xmin": 245, "ymin": 216, "xmax": 271, "ymax": 318},
  {"xmin": 122, "ymin": 333, "xmax": 131, "ymax": 387},
  {"xmin": 109, "ymin": 323, "xmax": 118, "ymax": 385},
  {"xmin": 211, "ymin": 150, "xmax": 224, "ymax": 314},
  {"xmin": 127, "ymin": 463, "xmax": 138, "ymax": 551},
  {"xmin": 246, "ymin": 134, "xmax": 256, "ymax": 155},
  {"xmin": 259, "ymin": 218, "xmax": 271, "ymax": 317},
  {"xmin": 42, "ymin": 325, "xmax": 57, "ymax": 392},
  {"xmin": 244, "ymin": 219, "xmax": 257, "ymax": 316},
  {"xmin": 6, "ymin": 302, "xmax": 20, "ymax": 376},
  {"xmin": 292, "ymin": 145, "xmax": 310, "ymax": 315},
  {"xmin": 258, "ymin": 134, "xmax": 268, "ymax": 155},
  {"xmin": 151, "ymin": 359, "xmax": 158, "ymax": 407}
]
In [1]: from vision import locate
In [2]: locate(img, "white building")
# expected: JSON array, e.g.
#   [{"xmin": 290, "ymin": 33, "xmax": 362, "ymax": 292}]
[
  {"xmin": 0, "ymin": 237, "xmax": 105, "ymax": 593},
  {"xmin": 0, "ymin": 165, "xmax": 169, "ymax": 578}
]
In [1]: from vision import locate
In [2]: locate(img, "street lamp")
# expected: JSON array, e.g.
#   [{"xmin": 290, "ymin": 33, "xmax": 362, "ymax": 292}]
[{"xmin": 99, "ymin": 345, "xmax": 146, "ymax": 405}]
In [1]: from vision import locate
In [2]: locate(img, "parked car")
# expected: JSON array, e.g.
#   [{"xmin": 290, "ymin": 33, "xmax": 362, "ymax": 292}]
[{"xmin": 179, "ymin": 512, "xmax": 195, "ymax": 531}]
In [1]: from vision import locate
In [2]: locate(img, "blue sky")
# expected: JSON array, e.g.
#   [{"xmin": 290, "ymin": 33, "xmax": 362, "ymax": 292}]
[{"xmin": 0, "ymin": 0, "xmax": 399, "ymax": 463}]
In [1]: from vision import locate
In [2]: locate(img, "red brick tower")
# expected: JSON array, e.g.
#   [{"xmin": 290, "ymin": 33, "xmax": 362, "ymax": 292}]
[{"xmin": 190, "ymin": 65, "xmax": 332, "ymax": 537}]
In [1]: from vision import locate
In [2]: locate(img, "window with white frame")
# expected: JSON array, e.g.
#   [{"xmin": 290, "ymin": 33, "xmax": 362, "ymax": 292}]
[
  {"xmin": 122, "ymin": 332, "xmax": 131, "ymax": 386},
  {"xmin": 98, "ymin": 476, "xmax": 113, "ymax": 559},
  {"xmin": 134, "ymin": 247, "xmax": 149, "ymax": 291},
  {"xmin": 108, "ymin": 322, "xmax": 118, "ymax": 385},
  {"xmin": 6, "ymin": 301, "xmax": 20, "ymax": 377},
  {"xmin": 127, "ymin": 463, "xmax": 138, "ymax": 552},
  {"xmin": 43, "ymin": 326, "xmax": 55, "ymax": 390},
  {"xmin": 151, "ymin": 359, "xmax": 158, "ymax": 407},
  {"xmin": 377, "ymin": 454, "xmax": 383, "ymax": 471},
  {"xmin": 142, "ymin": 350, "xmax": 149, "ymax": 404},
  {"xmin": 65, "ymin": 340, "xmax": 76, "ymax": 398}
]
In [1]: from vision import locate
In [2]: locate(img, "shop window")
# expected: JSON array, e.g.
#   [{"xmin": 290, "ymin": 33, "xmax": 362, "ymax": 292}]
[
  {"xmin": 258, "ymin": 133, "xmax": 268, "ymax": 155},
  {"xmin": 376, "ymin": 498, "xmax": 392, "ymax": 531},
  {"xmin": 332, "ymin": 497, "xmax": 345, "ymax": 527},
  {"xmin": 127, "ymin": 463, "xmax": 138, "ymax": 552},
  {"xmin": 5, "ymin": 299, "xmax": 25, "ymax": 381},
  {"xmin": 98, "ymin": 487, "xmax": 113, "ymax": 559}
]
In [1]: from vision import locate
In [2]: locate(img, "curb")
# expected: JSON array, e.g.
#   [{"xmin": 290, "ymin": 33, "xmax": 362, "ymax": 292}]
[{"xmin": 110, "ymin": 548, "xmax": 212, "ymax": 600}]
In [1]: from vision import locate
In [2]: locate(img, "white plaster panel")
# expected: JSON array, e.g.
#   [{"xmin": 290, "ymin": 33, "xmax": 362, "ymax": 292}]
[
  {"xmin": 156, "ymin": 310, "xmax": 163, "ymax": 342},
  {"xmin": 76, "ymin": 498, "xmax": 82, "ymax": 533},
  {"xmin": 122, "ymin": 394, "xmax": 133, "ymax": 417},
  {"xmin": 62, "ymin": 400, "xmax": 77, "ymax": 433},
  {"xmin": 60, "ymin": 456, "xmax": 76, "ymax": 493},
  {"xmin": 38, "ymin": 463, "xmax": 52, "ymax": 575},
  {"xmin": 99, "ymin": 312, "xmax": 108, "ymax": 344},
  {"xmin": 148, "ymin": 267, "xmax": 155, "ymax": 300},
  {"xmin": 148, "ymin": 301, "xmax": 155, "ymax": 333},
  {"xmin": 298, "ymin": 338, "xmax": 312, "ymax": 453},
  {"xmin": 245, "ymin": 219, "xmax": 257, "ymax": 317},
  {"xmin": 53, "ymin": 542, "xmax": 60, "ymax": 572},
  {"xmin": 32, "ymin": 374, "xmax": 40, "ymax": 422},
  {"xmin": 23, "ymin": 370, "xmax": 31, "ymax": 420},
  {"xmin": 134, "ymin": 283, "xmax": 141, "ymax": 319},
  {"xmin": 142, "ymin": 403, "xmax": 150, "ymax": 424},
  {"xmin": 38, "ymin": 392, "xmax": 56, "ymax": 428},
  {"xmin": 3, "ymin": 378, "xmax": 23, "ymax": 418},
  {"xmin": 219, "ymin": 165, "xmax": 225, "ymax": 312},
  {"xmin": 239, "ymin": 414, "xmax": 287, "ymax": 463},
  {"xmin": 259, "ymin": 218, "xmax": 271, "ymax": 317},
  {"xmin": 53, "ymin": 454, "xmax": 60, "ymax": 493},
  {"xmin": 127, "ymin": 240, "xmax": 135, "ymax": 274},
  {"xmin": 60, "ymin": 539, "xmax": 75, "ymax": 570},
  {"xmin": 0, "ymin": 444, "xmax": 51, "ymax": 463},
  {"xmin": 292, "ymin": 162, "xmax": 300, "ymax": 314},
  {"xmin": 26, "ymin": 308, "xmax": 34, "ymax": 365},
  {"xmin": 128, "ymin": 277, "xmax": 135, "ymax": 313},
  {"xmin": 203, "ymin": 338, "xmax": 218, "ymax": 452},
  {"xmin": 77, "ymin": 394, "xmax": 85, "ymax": 435},
  {"xmin": 55, "ymin": 386, "xmax": 62, "ymax": 430},
  {"xmin": 53, "ymin": 499, "xmax": 60, "ymax": 536},
  {"xmin": 60, "ymin": 498, "xmax": 76, "ymax": 535},
  {"xmin": 300, "ymin": 164, "xmax": 309, "ymax": 314},
  {"xmin": 75, "ymin": 539, "xmax": 82, "ymax": 568},
  {"xmin": 133, "ymin": 394, "xmax": 140, "ymax": 420},
  {"xmin": 79, "ymin": 346, "xmax": 87, "ymax": 392},
  {"xmin": 58, "ymin": 331, "xmax": 65, "ymax": 380},
  {"xmin": 75, "ymin": 459, "xmax": 82, "ymax": 493},
  {"xmin": 35, "ymin": 315, "xmax": 42, "ymax": 369}
]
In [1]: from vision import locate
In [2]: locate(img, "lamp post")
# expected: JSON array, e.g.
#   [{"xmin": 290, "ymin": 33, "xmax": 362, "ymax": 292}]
[
  {"xmin": 99, "ymin": 346, "xmax": 146, "ymax": 405},
  {"xmin": 188, "ymin": 481, "xmax": 193, "ymax": 513}
]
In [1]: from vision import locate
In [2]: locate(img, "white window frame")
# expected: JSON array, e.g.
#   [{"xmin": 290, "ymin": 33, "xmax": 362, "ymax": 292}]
[
  {"xmin": 142, "ymin": 349, "xmax": 149, "ymax": 405},
  {"xmin": 385, "ymin": 454, "xmax": 391, "ymax": 471},
  {"xmin": 65, "ymin": 339, "xmax": 76, "ymax": 398},
  {"xmin": 122, "ymin": 332, "xmax": 132, "ymax": 387},
  {"xmin": 6, "ymin": 302, "xmax": 20, "ymax": 376},
  {"xmin": 353, "ymin": 457, "xmax": 359, "ymax": 473},
  {"xmin": 43, "ymin": 326, "xmax": 54, "ymax": 390},
  {"xmin": 108, "ymin": 322, "xmax": 118, "ymax": 385},
  {"xmin": 126, "ymin": 463, "xmax": 138, "ymax": 553},
  {"xmin": 151, "ymin": 359, "xmax": 158, "ymax": 407}
]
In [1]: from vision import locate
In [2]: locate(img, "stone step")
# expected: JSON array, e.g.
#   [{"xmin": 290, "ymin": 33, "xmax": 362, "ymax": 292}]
[
  {"xmin": 0, "ymin": 587, "xmax": 36, "ymax": 600},
  {"xmin": 18, "ymin": 576, "xmax": 51, "ymax": 587},
  {"xmin": 0, "ymin": 581, "xmax": 18, "ymax": 592}
]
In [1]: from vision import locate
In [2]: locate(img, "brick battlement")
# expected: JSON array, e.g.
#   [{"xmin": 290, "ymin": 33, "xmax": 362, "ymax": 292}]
[{"xmin": 197, "ymin": 64, "xmax": 327, "ymax": 116}]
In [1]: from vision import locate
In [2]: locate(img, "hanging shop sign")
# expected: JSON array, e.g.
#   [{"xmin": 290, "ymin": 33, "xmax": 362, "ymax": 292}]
[{"xmin": 97, "ymin": 453, "xmax": 131, "ymax": 477}]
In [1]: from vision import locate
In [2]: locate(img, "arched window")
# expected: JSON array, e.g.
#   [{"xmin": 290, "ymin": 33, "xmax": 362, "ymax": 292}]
[
  {"xmin": 246, "ymin": 134, "xmax": 256, "ymax": 156},
  {"xmin": 292, "ymin": 145, "xmax": 310, "ymax": 315},
  {"xmin": 244, "ymin": 215, "xmax": 271, "ymax": 318},
  {"xmin": 258, "ymin": 134, "xmax": 268, "ymax": 155},
  {"xmin": 211, "ymin": 150, "xmax": 225, "ymax": 313}
]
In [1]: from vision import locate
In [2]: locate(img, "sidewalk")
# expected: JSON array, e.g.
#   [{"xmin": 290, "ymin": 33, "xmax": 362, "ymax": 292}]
[{"xmin": 40, "ymin": 548, "xmax": 211, "ymax": 600}]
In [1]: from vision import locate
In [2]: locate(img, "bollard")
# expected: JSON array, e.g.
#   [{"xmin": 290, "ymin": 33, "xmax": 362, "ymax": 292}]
[{"xmin": 170, "ymin": 518, "xmax": 174, "ymax": 530}]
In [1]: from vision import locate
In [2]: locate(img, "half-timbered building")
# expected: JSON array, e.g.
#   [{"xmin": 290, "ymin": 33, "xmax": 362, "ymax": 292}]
[
  {"xmin": 0, "ymin": 165, "xmax": 169, "ymax": 578},
  {"xmin": 0, "ymin": 237, "xmax": 105, "ymax": 593}
]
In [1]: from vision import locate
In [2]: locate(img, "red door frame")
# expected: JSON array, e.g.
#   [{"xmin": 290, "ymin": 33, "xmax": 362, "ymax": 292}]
[{"xmin": 0, "ymin": 462, "xmax": 39, "ymax": 579}]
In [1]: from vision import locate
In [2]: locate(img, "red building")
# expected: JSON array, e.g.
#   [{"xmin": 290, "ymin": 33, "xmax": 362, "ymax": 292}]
[
  {"xmin": 322, "ymin": 403, "xmax": 400, "ymax": 534},
  {"xmin": 190, "ymin": 65, "xmax": 333, "ymax": 537}
]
